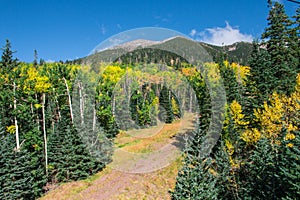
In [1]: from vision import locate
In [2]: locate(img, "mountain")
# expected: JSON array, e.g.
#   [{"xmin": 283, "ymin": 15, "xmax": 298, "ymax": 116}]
[
  {"xmin": 73, "ymin": 36, "xmax": 253, "ymax": 68},
  {"xmin": 200, "ymin": 41, "xmax": 253, "ymax": 65}
]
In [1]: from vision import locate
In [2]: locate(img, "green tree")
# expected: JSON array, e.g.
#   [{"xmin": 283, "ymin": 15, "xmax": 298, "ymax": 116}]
[
  {"xmin": 247, "ymin": 41, "xmax": 272, "ymax": 110},
  {"xmin": 0, "ymin": 135, "xmax": 35, "ymax": 200},
  {"xmin": 0, "ymin": 39, "xmax": 18, "ymax": 74},
  {"xmin": 48, "ymin": 110, "xmax": 103, "ymax": 183},
  {"xmin": 262, "ymin": 1, "xmax": 298, "ymax": 95},
  {"xmin": 159, "ymin": 85, "xmax": 174, "ymax": 123}
]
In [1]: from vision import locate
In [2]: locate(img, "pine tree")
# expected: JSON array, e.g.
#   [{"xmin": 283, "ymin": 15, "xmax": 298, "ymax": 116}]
[
  {"xmin": 48, "ymin": 110, "xmax": 103, "ymax": 183},
  {"xmin": 291, "ymin": 6, "xmax": 300, "ymax": 71},
  {"xmin": 218, "ymin": 61, "xmax": 240, "ymax": 103},
  {"xmin": 245, "ymin": 40, "xmax": 273, "ymax": 123},
  {"xmin": 159, "ymin": 85, "xmax": 174, "ymax": 123},
  {"xmin": 262, "ymin": 1, "xmax": 297, "ymax": 95},
  {"xmin": 0, "ymin": 135, "xmax": 35, "ymax": 200},
  {"xmin": 0, "ymin": 39, "xmax": 18, "ymax": 74},
  {"xmin": 171, "ymin": 130, "xmax": 219, "ymax": 200}
]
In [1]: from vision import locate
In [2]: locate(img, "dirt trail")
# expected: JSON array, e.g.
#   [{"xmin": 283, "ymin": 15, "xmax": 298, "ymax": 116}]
[{"xmin": 40, "ymin": 114, "xmax": 196, "ymax": 200}]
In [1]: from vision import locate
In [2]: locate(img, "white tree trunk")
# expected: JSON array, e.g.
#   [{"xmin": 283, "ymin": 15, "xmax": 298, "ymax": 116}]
[
  {"xmin": 63, "ymin": 77, "xmax": 73, "ymax": 123},
  {"xmin": 189, "ymin": 91, "xmax": 193, "ymax": 113},
  {"xmin": 42, "ymin": 93, "xmax": 48, "ymax": 175},
  {"xmin": 35, "ymin": 93, "xmax": 40, "ymax": 130},
  {"xmin": 13, "ymin": 82, "xmax": 20, "ymax": 150},
  {"xmin": 112, "ymin": 96, "xmax": 116, "ymax": 116},
  {"xmin": 93, "ymin": 106, "xmax": 96, "ymax": 132},
  {"xmin": 53, "ymin": 88, "xmax": 61, "ymax": 122},
  {"xmin": 78, "ymin": 82, "xmax": 84, "ymax": 124}
]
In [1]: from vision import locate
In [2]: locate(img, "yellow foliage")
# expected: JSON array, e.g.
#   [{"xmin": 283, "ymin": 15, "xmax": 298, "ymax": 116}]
[
  {"xmin": 203, "ymin": 62, "xmax": 221, "ymax": 82},
  {"xmin": 224, "ymin": 60, "xmax": 229, "ymax": 67},
  {"xmin": 171, "ymin": 97, "xmax": 180, "ymax": 117},
  {"xmin": 101, "ymin": 65, "xmax": 125, "ymax": 84},
  {"xmin": 285, "ymin": 133, "xmax": 296, "ymax": 141},
  {"xmin": 287, "ymin": 143, "xmax": 294, "ymax": 148},
  {"xmin": 230, "ymin": 100, "xmax": 249, "ymax": 127},
  {"xmin": 27, "ymin": 66, "xmax": 38, "ymax": 81},
  {"xmin": 6, "ymin": 125, "xmax": 16, "ymax": 134},
  {"xmin": 34, "ymin": 104, "xmax": 42, "ymax": 109},
  {"xmin": 222, "ymin": 61, "xmax": 250, "ymax": 85},
  {"xmin": 22, "ymin": 65, "xmax": 52, "ymax": 93},
  {"xmin": 225, "ymin": 139, "xmax": 234, "ymax": 155},
  {"xmin": 254, "ymin": 74, "xmax": 300, "ymax": 143},
  {"xmin": 241, "ymin": 128, "xmax": 261, "ymax": 144},
  {"xmin": 230, "ymin": 62, "xmax": 250, "ymax": 85},
  {"xmin": 209, "ymin": 168, "xmax": 218, "ymax": 177},
  {"xmin": 181, "ymin": 67, "xmax": 197, "ymax": 77},
  {"xmin": 35, "ymin": 76, "xmax": 51, "ymax": 93},
  {"xmin": 254, "ymin": 93, "xmax": 284, "ymax": 139}
]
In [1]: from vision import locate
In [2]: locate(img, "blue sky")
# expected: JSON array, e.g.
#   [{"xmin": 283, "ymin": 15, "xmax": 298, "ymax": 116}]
[{"xmin": 0, "ymin": 0, "xmax": 298, "ymax": 62}]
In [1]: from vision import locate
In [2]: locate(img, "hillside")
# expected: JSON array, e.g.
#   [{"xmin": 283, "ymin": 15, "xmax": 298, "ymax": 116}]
[{"xmin": 73, "ymin": 37, "xmax": 253, "ymax": 68}]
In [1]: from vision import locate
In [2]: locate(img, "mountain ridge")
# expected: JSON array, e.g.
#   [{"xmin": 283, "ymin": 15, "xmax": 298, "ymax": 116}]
[{"xmin": 72, "ymin": 37, "xmax": 253, "ymax": 67}]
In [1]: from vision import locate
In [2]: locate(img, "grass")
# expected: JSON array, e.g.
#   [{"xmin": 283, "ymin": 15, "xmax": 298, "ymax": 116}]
[
  {"xmin": 39, "ymin": 168, "xmax": 112, "ymax": 200},
  {"xmin": 115, "ymin": 113, "xmax": 194, "ymax": 153},
  {"xmin": 113, "ymin": 156, "xmax": 183, "ymax": 200}
]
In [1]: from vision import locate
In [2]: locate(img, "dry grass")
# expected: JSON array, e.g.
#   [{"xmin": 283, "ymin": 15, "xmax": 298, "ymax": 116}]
[
  {"xmin": 113, "ymin": 156, "xmax": 183, "ymax": 200},
  {"xmin": 39, "ymin": 168, "xmax": 112, "ymax": 200},
  {"xmin": 115, "ymin": 113, "xmax": 195, "ymax": 153},
  {"xmin": 115, "ymin": 121, "xmax": 181, "ymax": 153}
]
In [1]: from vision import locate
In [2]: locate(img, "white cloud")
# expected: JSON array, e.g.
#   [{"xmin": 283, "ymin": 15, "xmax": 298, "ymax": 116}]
[
  {"xmin": 189, "ymin": 29, "xmax": 197, "ymax": 37},
  {"xmin": 193, "ymin": 22, "xmax": 253, "ymax": 46}
]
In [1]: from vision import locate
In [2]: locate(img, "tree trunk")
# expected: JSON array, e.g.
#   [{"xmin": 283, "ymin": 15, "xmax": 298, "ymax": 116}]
[
  {"xmin": 53, "ymin": 88, "xmax": 61, "ymax": 122},
  {"xmin": 78, "ymin": 82, "xmax": 84, "ymax": 124},
  {"xmin": 189, "ymin": 90, "xmax": 193, "ymax": 113},
  {"xmin": 35, "ymin": 93, "xmax": 40, "ymax": 130},
  {"xmin": 42, "ymin": 93, "xmax": 48, "ymax": 175},
  {"xmin": 13, "ymin": 82, "xmax": 20, "ymax": 150},
  {"xmin": 63, "ymin": 77, "xmax": 73, "ymax": 123},
  {"xmin": 112, "ymin": 96, "xmax": 116, "ymax": 116},
  {"xmin": 92, "ymin": 106, "xmax": 96, "ymax": 132}
]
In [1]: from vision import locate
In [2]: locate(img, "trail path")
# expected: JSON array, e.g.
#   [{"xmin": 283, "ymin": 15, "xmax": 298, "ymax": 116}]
[{"xmin": 40, "ymin": 114, "xmax": 196, "ymax": 200}]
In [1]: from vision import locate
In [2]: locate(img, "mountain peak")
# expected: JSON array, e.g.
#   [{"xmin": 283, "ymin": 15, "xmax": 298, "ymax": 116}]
[{"xmin": 110, "ymin": 39, "xmax": 160, "ymax": 51}]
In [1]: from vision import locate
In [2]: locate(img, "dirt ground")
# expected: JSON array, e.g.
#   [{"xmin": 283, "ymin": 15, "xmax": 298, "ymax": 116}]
[{"xmin": 40, "ymin": 114, "xmax": 196, "ymax": 200}]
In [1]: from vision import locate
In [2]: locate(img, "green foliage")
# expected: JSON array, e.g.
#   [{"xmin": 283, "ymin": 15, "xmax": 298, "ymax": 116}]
[
  {"xmin": 0, "ymin": 135, "xmax": 35, "ymax": 200},
  {"xmin": 218, "ymin": 61, "xmax": 240, "ymax": 103},
  {"xmin": 261, "ymin": 1, "xmax": 298, "ymax": 95},
  {"xmin": 159, "ymin": 85, "xmax": 174, "ymax": 123},
  {"xmin": 115, "ymin": 48, "xmax": 188, "ymax": 70},
  {"xmin": 0, "ymin": 39, "xmax": 18, "ymax": 74},
  {"xmin": 48, "ymin": 110, "xmax": 103, "ymax": 183}
]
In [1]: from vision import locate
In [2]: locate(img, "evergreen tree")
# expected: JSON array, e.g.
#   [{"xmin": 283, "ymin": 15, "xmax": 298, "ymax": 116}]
[
  {"xmin": 247, "ymin": 41, "xmax": 272, "ymax": 109},
  {"xmin": 0, "ymin": 39, "xmax": 19, "ymax": 129},
  {"xmin": 48, "ymin": 110, "xmax": 103, "ymax": 183},
  {"xmin": 218, "ymin": 61, "xmax": 240, "ymax": 103},
  {"xmin": 262, "ymin": 1, "xmax": 298, "ymax": 95},
  {"xmin": 291, "ymin": 6, "xmax": 300, "ymax": 71},
  {"xmin": 159, "ymin": 85, "xmax": 174, "ymax": 123},
  {"xmin": 0, "ymin": 135, "xmax": 35, "ymax": 200},
  {"xmin": 33, "ymin": 49, "xmax": 38, "ymax": 67},
  {"xmin": 0, "ymin": 39, "xmax": 18, "ymax": 74}
]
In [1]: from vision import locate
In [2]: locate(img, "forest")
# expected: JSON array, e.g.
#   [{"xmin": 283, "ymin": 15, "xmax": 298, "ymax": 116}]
[{"xmin": 0, "ymin": 1, "xmax": 299, "ymax": 199}]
